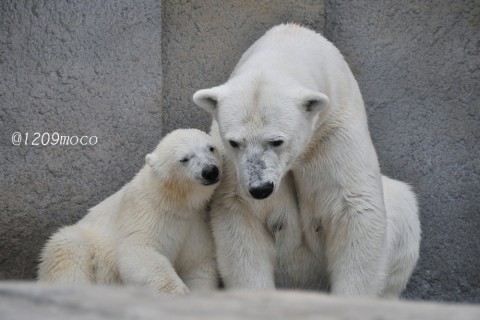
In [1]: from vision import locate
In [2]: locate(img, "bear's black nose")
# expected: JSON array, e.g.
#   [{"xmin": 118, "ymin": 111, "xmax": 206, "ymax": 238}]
[
  {"xmin": 249, "ymin": 182, "xmax": 274, "ymax": 199},
  {"xmin": 202, "ymin": 165, "xmax": 219, "ymax": 183}
]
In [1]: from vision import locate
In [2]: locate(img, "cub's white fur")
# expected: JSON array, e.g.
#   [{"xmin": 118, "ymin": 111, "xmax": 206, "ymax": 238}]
[
  {"xmin": 38, "ymin": 129, "xmax": 222, "ymax": 295},
  {"xmin": 194, "ymin": 24, "xmax": 420, "ymax": 297}
]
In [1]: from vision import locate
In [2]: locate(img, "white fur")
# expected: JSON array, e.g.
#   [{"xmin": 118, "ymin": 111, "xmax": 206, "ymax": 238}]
[
  {"xmin": 194, "ymin": 24, "xmax": 421, "ymax": 297},
  {"xmin": 38, "ymin": 129, "xmax": 222, "ymax": 295}
]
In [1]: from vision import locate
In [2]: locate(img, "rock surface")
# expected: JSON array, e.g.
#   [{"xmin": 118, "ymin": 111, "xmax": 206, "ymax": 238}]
[{"xmin": 1, "ymin": 282, "xmax": 479, "ymax": 320}]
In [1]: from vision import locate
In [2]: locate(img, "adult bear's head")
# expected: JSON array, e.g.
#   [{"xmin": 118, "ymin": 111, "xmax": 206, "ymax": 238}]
[{"xmin": 194, "ymin": 74, "xmax": 329, "ymax": 200}]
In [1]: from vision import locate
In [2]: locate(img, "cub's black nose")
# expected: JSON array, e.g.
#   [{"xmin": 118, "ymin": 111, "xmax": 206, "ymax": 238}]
[
  {"xmin": 249, "ymin": 182, "xmax": 274, "ymax": 199},
  {"xmin": 202, "ymin": 165, "xmax": 219, "ymax": 183}
]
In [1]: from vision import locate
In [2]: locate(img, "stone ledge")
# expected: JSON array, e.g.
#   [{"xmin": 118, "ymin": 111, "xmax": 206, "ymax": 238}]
[{"xmin": 0, "ymin": 282, "xmax": 479, "ymax": 320}]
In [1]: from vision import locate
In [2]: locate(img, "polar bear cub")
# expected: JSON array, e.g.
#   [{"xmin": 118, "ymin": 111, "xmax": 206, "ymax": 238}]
[{"xmin": 38, "ymin": 129, "xmax": 222, "ymax": 295}]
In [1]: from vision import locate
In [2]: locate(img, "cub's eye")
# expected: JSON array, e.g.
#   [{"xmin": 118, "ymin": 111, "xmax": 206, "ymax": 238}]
[
  {"xmin": 209, "ymin": 146, "xmax": 215, "ymax": 152},
  {"xmin": 270, "ymin": 140, "xmax": 284, "ymax": 147},
  {"xmin": 229, "ymin": 140, "xmax": 239, "ymax": 148},
  {"xmin": 179, "ymin": 158, "xmax": 189, "ymax": 163}
]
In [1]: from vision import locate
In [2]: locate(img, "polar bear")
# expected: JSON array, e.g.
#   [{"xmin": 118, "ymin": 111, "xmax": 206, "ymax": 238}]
[
  {"xmin": 193, "ymin": 24, "xmax": 420, "ymax": 297},
  {"xmin": 38, "ymin": 129, "xmax": 222, "ymax": 295}
]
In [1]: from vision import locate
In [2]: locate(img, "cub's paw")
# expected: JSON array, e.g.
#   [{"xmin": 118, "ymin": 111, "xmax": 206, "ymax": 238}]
[
  {"xmin": 154, "ymin": 281, "xmax": 190, "ymax": 296},
  {"xmin": 168, "ymin": 284, "xmax": 190, "ymax": 296}
]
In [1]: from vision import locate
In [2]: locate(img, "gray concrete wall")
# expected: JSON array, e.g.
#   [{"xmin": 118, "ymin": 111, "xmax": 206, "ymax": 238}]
[
  {"xmin": 0, "ymin": 0, "xmax": 163, "ymax": 278},
  {"xmin": 162, "ymin": 0, "xmax": 325, "ymax": 134},
  {"xmin": 323, "ymin": 0, "xmax": 480, "ymax": 302},
  {"xmin": 1, "ymin": 0, "xmax": 479, "ymax": 304},
  {"xmin": 161, "ymin": 0, "xmax": 480, "ymax": 302}
]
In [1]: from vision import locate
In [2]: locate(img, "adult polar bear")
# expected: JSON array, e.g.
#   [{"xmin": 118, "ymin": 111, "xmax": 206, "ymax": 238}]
[{"xmin": 194, "ymin": 24, "xmax": 420, "ymax": 296}]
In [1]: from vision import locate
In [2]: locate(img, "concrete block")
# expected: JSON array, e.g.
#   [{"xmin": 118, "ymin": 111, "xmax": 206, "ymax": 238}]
[
  {"xmin": 0, "ymin": 0, "xmax": 163, "ymax": 279},
  {"xmin": 324, "ymin": 0, "xmax": 480, "ymax": 302}
]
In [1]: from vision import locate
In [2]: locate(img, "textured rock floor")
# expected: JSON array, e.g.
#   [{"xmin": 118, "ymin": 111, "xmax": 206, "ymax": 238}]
[{"xmin": 0, "ymin": 282, "xmax": 479, "ymax": 320}]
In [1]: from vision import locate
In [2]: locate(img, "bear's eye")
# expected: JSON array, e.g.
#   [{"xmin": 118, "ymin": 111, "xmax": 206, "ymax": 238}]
[
  {"xmin": 209, "ymin": 146, "xmax": 215, "ymax": 152},
  {"xmin": 179, "ymin": 157, "xmax": 189, "ymax": 163},
  {"xmin": 229, "ymin": 140, "xmax": 239, "ymax": 148},
  {"xmin": 270, "ymin": 140, "xmax": 284, "ymax": 147}
]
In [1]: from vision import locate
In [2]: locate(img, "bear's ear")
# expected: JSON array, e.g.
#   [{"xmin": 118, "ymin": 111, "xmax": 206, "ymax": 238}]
[
  {"xmin": 298, "ymin": 91, "xmax": 329, "ymax": 114},
  {"xmin": 193, "ymin": 86, "xmax": 223, "ymax": 115},
  {"xmin": 146, "ymin": 152, "xmax": 166, "ymax": 177},
  {"xmin": 145, "ymin": 153, "xmax": 156, "ymax": 167}
]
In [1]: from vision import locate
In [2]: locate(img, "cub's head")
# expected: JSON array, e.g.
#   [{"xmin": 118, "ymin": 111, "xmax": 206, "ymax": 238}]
[
  {"xmin": 146, "ymin": 129, "xmax": 222, "ymax": 189},
  {"xmin": 193, "ymin": 76, "xmax": 329, "ymax": 199}
]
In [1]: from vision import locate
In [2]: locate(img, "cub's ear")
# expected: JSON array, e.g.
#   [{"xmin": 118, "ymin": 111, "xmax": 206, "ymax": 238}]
[
  {"xmin": 298, "ymin": 90, "xmax": 329, "ymax": 114},
  {"xmin": 193, "ymin": 86, "xmax": 224, "ymax": 115},
  {"xmin": 145, "ymin": 153, "xmax": 156, "ymax": 167},
  {"xmin": 146, "ymin": 153, "xmax": 164, "ymax": 177}
]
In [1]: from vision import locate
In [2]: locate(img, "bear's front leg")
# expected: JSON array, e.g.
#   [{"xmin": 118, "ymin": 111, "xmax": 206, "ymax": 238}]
[
  {"xmin": 211, "ymin": 202, "xmax": 276, "ymax": 290},
  {"xmin": 179, "ymin": 260, "xmax": 218, "ymax": 292},
  {"xmin": 176, "ymin": 221, "xmax": 219, "ymax": 292},
  {"xmin": 325, "ymin": 206, "xmax": 388, "ymax": 296},
  {"xmin": 117, "ymin": 244, "xmax": 189, "ymax": 295}
]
